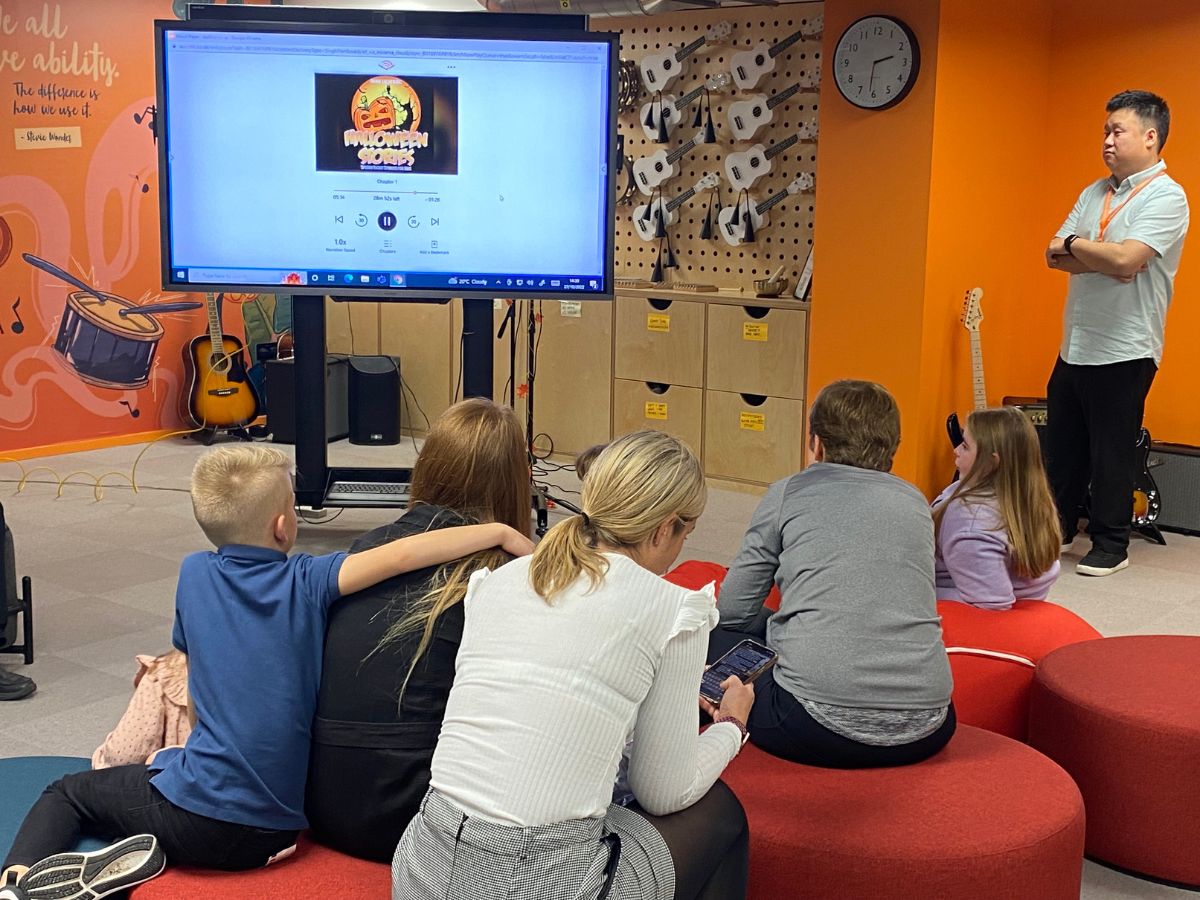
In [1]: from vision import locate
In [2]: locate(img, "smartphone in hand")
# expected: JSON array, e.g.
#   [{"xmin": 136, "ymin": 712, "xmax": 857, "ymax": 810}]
[{"xmin": 700, "ymin": 639, "xmax": 777, "ymax": 705}]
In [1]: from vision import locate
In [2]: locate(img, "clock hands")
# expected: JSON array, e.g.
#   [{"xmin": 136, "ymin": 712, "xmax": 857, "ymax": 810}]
[{"xmin": 868, "ymin": 55, "xmax": 895, "ymax": 92}]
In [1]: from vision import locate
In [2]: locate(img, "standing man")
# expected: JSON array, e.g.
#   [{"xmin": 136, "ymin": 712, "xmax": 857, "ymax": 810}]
[{"xmin": 1045, "ymin": 90, "xmax": 1189, "ymax": 576}]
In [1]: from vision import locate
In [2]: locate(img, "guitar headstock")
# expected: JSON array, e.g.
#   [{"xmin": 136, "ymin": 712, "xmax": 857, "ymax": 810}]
[
  {"xmin": 694, "ymin": 172, "xmax": 721, "ymax": 192},
  {"xmin": 707, "ymin": 21, "xmax": 734, "ymax": 44},
  {"xmin": 960, "ymin": 288, "xmax": 984, "ymax": 332},
  {"xmin": 705, "ymin": 72, "xmax": 733, "ymax": 93},
  {"xmin": 691, "ymin": 128, "xmax": 709, "ymax": 146},
  {"xmin": 787, "ymin": 172, "xmax": 816, "ymax": 195}
]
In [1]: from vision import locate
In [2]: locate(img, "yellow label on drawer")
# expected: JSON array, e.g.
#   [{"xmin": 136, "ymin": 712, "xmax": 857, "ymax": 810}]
[
  {"xmin": 645, "ymin": 402, "xmax": 668, "ymax": 420},
  {"xmin": 647, "ymin": 313, "xmax": 670, "ymax": 333},
  {"xmin": 743, "ymin": 322, "xmax": 769, "ymax": 342},
  {"xmin": 740, "ymin": 412, "xmax": 765, "ymax": 432}
]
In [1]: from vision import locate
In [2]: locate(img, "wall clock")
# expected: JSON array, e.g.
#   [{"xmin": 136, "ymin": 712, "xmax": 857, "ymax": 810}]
[{"xmin": 833, "ymin": 15, "xmax": 920, "ymax": 110}]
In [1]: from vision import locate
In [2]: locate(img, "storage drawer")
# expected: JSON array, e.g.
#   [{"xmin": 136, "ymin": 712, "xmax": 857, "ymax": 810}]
[
  {"xmin": 613, "ymin": 379, "xmax": 703, "ymax": 455},
  {"xmin": 703, "ymin": 391, "xmax": 805, "ymax": 484},
  {"xmin": 706, "ymin": 304, "xmax": 806, "ymax": 399},
  {"xmin": 615, "ymin": 296, "xmax": 705, "ymax": 387}
]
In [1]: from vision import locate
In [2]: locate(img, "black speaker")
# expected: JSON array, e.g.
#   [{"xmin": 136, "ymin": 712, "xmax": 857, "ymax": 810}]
[
  {"xmin": 348, "ymin": 356, "xmax": 401, "ymax": 445},
  {"xmin": 1147, "ymin": 442, "xmax": 1200, "ymax": 535},
  {"xmin": 266, "ymin": 355, "xmax": 350, "ymax": 444}
]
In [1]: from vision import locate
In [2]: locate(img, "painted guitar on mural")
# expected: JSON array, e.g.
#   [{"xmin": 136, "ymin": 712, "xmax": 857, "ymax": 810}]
[{"xmin": 184, "ymin": 292, "xmax": 261, "ymax": 431}]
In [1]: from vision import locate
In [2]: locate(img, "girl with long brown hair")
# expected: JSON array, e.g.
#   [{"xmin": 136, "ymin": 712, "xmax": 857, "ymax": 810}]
[
  {"xmin": 307, "ymin": 398, "xmax": 532, "ymax": 862},
  {"xmin": 933, "ymin": 407, "xmax": 1062, "ymax": 610}
]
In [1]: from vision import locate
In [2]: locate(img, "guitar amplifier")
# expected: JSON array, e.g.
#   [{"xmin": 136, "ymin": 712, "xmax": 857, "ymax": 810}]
[
  {"xmin": 1002, "ymin": 396, "xmax": 1048, "ymax": 432},
  {"xmin": 266, "ymin": 355, "xmax": 350, "ymax": 444},
  {"xmin": 1146, "ymin": 443, "xmax": 1200, "ymax": 535}
]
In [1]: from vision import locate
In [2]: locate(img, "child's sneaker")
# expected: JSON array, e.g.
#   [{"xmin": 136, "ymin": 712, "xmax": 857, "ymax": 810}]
[
  {"xmin": 0, "ymin": 869, "xmax": 29, "ymax": 900},
  {"xmin": 17, "ymin": 835, "xmax": 165, "ymax": 900}
]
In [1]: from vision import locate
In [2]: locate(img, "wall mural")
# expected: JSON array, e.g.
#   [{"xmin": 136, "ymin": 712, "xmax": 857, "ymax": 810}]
[{"xmin": 0, "ymin": 0, "xmax": 290, "ymax": 455}]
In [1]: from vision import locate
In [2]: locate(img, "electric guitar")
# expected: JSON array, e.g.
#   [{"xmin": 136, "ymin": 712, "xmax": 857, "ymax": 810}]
[
  {"xmin": 724, "ymin": 117, "xmax": 819, "ymax": 192},
  {"xmin": 1132, "ymin": 427, "xmax": 1161, "ymax": 527},
  {"xmin": 184, "ymin": 292, "xmax": 261, "ymax": 430},
  {"xmin": 946, "ymin": 288, "xmax": 985, "ymax": 448},
  {"xmin": 727, "ymin": 73, "xmax": 820, "ymax": 142},
  {"xmin": 633, "ymin": 173, "xmax": 721, "ymax": 242},
  {"xmin": 716, "ymin": 173, "xmax": 815, "ymax": 246},
  {"xmin": 639, "ymin": 21, "xmax": 734, "ymax": 92},
  {"xmin": 729, "ymin": 16, "xmax": 825, "ymax": 90},
  {"xmin": 639, "ymin": 73, "xmax": 731, "ymax": 143},
  {"xmin": 633, "ymin": 130, "xmax": 707, "ymax": 196}
]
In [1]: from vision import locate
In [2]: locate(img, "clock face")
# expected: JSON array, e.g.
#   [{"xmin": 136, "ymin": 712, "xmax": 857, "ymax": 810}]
[{"xmin": 833, "ymin": 15, "xmax": 920, "ymax": 110}]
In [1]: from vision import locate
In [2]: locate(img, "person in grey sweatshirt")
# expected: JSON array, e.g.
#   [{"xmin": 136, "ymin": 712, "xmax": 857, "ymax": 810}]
[{"xmin": 712, "ymin": 379, "xmax": 955, "ymax": 768}]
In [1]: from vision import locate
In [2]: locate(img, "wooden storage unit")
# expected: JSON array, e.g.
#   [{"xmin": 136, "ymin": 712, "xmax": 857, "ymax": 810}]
[
  {"xmin": 613, "ymin": 378, "xmax": 703, "ymax": 452},
  {"xmin": 325, "ymin": 299, "xmax": 380, "ymax": 356},
  {"xmin": 704, "ymin": 391, "xmax": 806, "ymax": 484},
  {"xmin": 615, "ymin": 296, "xmax": 706, "ymax": 388},
  {"xmin": 530, "ymin": 300, "xmax": 614, "ymax": 456},
  {"xmin": 380, "ymin": 301, "xmax": 454, "ymax": 434},
  {"xmin": 706, "ymin": 304, "xmax": 807, "ymax": 399}
]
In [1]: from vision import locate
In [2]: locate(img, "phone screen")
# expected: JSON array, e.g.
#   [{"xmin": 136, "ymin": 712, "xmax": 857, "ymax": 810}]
[{"xmin": 701, "ymin": 640, "xmax": 777, "ymax": 704}]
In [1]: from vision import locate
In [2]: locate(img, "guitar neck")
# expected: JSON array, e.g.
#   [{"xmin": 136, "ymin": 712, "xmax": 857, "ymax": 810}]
[
  {"xmin": 766, "ymin": 81, "xmax": 804, "ymax": 111},
  {"xmin": 764, "ymin": 133, "xmax": 801, "ymax": 161},
  {"xmin": 666, "ymin": 137, "xmax": 698, "ymax": 164},
  {"xmin": 674, "ymin": 35, "xmax": 706, "ymax": 63},
  {"xmin": 205, "ymin": 293, "xmax": 222, "ymax": 345},
  {"xmin": 755, "ymin": 188, "xmax": 792, "ymax": 216},
  {"xmin": 674, "ymin": 84, "xmax": 705, "ymax": 111},
  {"xmin": 969, "ymin": 330, "xmax": 987, "ymax": 410},
  {"xmin": 768, "ymin": 28, "xmax": 805, "ymax": 59},
  {"xmin": 666, "ymin": 186, "xmax": 698, "ymax": 212}
]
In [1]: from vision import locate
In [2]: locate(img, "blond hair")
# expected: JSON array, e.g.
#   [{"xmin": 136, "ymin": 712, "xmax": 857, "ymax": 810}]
[
  {"xmin": 190, "ymin": 445, "xmax": 292, "ymax": 548},
  {"xmin": 375, "ymin": 399, "xmax": 530, "ymax": 698},
  {"xmin": 809, "ymin": 379, "xmax": 901, "ymax": 472},
  {"xmin": 933, "ymin": 407, "xmax": 1062, "ymax": 578},
  {"xmin": 530, "ymin": 430, "xmax": 705, "ymax": 601}
]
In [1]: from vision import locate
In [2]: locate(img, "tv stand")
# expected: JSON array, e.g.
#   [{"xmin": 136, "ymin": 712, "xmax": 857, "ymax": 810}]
[{"xmin": 292, "ymin": 295, "xmax": 495, "ymax": 509}]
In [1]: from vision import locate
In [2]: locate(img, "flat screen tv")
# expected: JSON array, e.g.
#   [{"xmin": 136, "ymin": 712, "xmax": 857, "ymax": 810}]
[{"xmin": 154, "ymin": 16, "xmax": 618, "ymax": 300}]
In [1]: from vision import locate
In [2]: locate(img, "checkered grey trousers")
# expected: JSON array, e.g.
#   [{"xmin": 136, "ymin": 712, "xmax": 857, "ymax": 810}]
[{"xmin": 392, "ymin": 789, "xmax": 674, "ymax": 900}]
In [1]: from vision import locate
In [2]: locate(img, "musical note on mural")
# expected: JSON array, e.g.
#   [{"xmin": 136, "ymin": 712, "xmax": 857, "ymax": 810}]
[
  {"xmin": 132, "ymin": 174, "xmax": 150, "ymax": 194},
  {"xmin": 132, "ymin": 106, "xmax": 158, "ymax": 144},
  {"xmin": 118, "ymin": 400, "xmax": 141, "ymax": 419},
  {"xmin": 11, "ymin": 297, "xmax": 24, "ymax": 334}
]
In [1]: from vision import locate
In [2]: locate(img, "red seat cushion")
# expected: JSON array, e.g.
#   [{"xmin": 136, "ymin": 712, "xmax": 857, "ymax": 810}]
[
  {"xmin": 1029, "ymin": 635, "xmax": 1200, "ymax": 886},
  {"xmin": 130, "ymin": 834, "xmax": 389, "ymax": 899},
  {"xmin": 938, "ymin": 599, "xmax": 1101, "ymax": 741},
  {"xmin": 723, "ymin": 725, "xmax": 1085, "ymax": 900},
  {"xmin": 664, "ymin": 559, "xmax": 781, "ymax": 610}
]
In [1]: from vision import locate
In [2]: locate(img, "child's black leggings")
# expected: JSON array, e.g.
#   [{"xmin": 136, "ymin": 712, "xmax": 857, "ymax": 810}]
[{"xmin": 5, "ymin": 764, "xmax": 297, "ymax": 871}]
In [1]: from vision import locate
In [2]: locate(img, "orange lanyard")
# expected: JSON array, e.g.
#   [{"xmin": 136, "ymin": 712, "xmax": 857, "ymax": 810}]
[{"xmin": 1098, "ymin": 171, "xmax": 1165, "ymax": 240}]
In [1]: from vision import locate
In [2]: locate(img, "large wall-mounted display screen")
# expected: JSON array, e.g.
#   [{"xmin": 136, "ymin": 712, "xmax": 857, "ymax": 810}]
[{"xmin": 156, "ymin": 20, "xmax": 618, "ymax": 299}]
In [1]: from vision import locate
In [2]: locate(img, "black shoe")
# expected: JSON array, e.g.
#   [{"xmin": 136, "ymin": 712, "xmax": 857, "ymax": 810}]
[
  {"xmin": 0, "ymin": 668, "xmax": 35, "ymax": 701},
  {"xmin": 17, "ymin": 835, "xmax": 165, "ymax": 900},
  {"xmin": 0, "ymin": 870, "xmax": 30, "ymax": 900},
  {"xmin": 1076, "ymin": 548, "xmax": 1129, "ymax": 577}
]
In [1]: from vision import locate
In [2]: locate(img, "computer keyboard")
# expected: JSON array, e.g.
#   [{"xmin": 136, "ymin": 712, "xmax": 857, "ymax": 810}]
[{"xmin": 325, "ymin": 481, "xmax": 411, "ymax": 505}]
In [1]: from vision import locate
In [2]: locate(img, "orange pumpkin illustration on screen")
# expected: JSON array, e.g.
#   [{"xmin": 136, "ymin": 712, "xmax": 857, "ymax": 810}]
[{"xmin": 352, "ymin": 76, "xmax": 421, "ymax": 132}]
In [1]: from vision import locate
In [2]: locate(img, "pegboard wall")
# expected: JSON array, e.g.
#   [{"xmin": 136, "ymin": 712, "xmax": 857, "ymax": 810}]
[{"xmin": 606, "ymin": 3, "xmax": 823, "ymax": 292}]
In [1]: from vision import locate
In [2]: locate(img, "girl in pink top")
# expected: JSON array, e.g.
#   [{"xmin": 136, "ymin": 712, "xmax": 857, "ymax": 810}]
[{"xmin": 92, "ymin": 650, "xmax": 191, "ymax": 769}]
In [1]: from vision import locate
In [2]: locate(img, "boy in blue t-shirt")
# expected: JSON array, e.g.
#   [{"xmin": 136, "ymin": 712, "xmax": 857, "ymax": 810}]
[{"xmin": 0, "ymin": 445, "xmax": 531, "ymax": 900}]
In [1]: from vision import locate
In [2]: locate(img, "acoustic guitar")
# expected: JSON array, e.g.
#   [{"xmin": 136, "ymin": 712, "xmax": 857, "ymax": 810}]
[{"xmin": 184, "ymin": 292, "xmax": 261, "ymax": 431}]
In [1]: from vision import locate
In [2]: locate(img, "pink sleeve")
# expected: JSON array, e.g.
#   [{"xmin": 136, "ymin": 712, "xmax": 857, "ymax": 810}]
[{"xmin": 92, "ymin": 673, "xmax": 168, "ymax": 769}]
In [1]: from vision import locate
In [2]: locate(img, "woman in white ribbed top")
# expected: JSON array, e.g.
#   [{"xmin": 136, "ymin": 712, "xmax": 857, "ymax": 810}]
[{"xmin": 392, "ymin": 431, "xmax": 755, "ymax": 900}]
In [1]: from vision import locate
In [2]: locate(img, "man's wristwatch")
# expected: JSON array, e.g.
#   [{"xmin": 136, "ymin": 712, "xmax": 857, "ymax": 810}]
[
  {"xmin": 1064, "ymin": 234, "xmax": 1079, "ymax": 257},
  {"xmin": 714, "ymin": 713, "xmax": 750, "ymax": 746}
]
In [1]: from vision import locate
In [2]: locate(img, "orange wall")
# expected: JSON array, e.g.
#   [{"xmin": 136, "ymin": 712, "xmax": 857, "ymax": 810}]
[
  {"xmin": 809, "ymin": 0, "xmax": 942, "ymax": 484},
  {"xmin": 812, "ymin": 0, "xmax": 1200, "ymax": 497}
]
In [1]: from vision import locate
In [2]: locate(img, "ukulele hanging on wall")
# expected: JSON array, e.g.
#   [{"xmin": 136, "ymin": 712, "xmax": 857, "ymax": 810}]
[
  {"xmin": 717, "ymin": 173, "xmax": 815, "ymax": 246},
  {"xmin": 632, "ymin": 130, "xmax": 709, "ymax": 195},
  {"xmin": 633, "ymin": 173, "xmax": 721, "ymax": 242},
  {"xmin": 724, "ymin": 118, "xmax": 819, "ymax": 192},
  {"xmin": 729, "ymin": 16, "xmax": 825, "ymax": 90},
  {"xmin": 727, "ymin": 73, "xmax": 820, "ymax": 142},
  {"xmin": 639, "ymin": 21, "xmax": 734, "ymax": 92},
  {"xmin": 639, "ymin": 73, "xmax": 730, "ymax": 144}
]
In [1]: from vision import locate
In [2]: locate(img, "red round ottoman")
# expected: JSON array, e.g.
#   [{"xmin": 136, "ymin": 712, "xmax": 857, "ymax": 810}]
[
  {"xmin": 1029, "ymin": 634, "xmax": 1200, "ymax": 887},
  {"xmin": 721, "ymin": 725, "xmax": 1084, "ymax": 900},
  {"xmin": 938, "ymin": 599, "xmax": 1101, "ymax": 741},
  {"xmin": 129, "ymin": 834, "xmax": 389, "ymax": 899}
]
